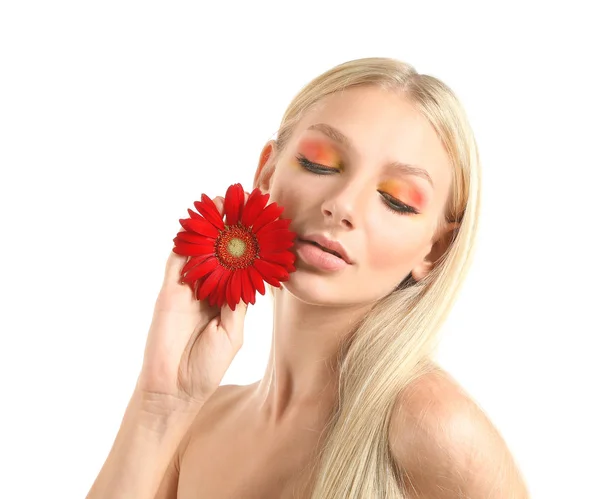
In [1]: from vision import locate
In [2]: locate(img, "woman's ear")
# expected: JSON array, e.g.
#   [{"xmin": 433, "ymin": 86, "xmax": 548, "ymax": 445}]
[
  {"xmin": 253, "ymin": 140, "xmax": 278, "ymax": 193},
  {"xmin": 411, "ymin": 221, "xmax": 460, "ymax": 281}
]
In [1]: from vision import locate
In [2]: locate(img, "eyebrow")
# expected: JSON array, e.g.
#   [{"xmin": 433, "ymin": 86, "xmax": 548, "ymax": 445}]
[{"xmin": 306, "ymin": 122, "xmax": 434, "ymax": 188}]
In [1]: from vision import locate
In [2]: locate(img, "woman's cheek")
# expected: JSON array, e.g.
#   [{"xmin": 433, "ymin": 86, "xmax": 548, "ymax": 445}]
[
  {"xmin": 365, "ymin": 227, "xmax": 426, "ymax": 273},
  {"xmin": 268, "ymin": 178, "xmax": 305, "ymax": 220}
]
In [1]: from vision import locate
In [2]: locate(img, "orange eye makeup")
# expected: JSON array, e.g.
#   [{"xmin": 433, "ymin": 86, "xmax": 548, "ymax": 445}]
[
  {"xmin": 379, "ymin": 179, "xmax": 427, "ymax": 212},
  {"xmin": 294, "ymin": 135, "xmax": 429, "ymax": 213},
  {"xmin": 296, "ymin": 137, "xmax": 342, "ymax": 169}
]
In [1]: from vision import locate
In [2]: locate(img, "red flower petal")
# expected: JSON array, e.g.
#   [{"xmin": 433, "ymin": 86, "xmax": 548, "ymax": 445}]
[
  {"xmin": 224, "ymin": 183, "xmax": 245, "ymax": 226},
  {"xmin": 182, "ymin": 255, "xmax": 210, "ymax": 274},
  {"xmin": 174, "ymin": 231, "xmax": 210, "ymax": 245},
  {"xmin": 253, "ymin": 258, "xmax": 289, "ymax": 285},
  {"xmin": 176, "ymin": 183, "xmax": 298, "ymax": 308},
  {"xmin": 173, "ymin": 243, "xmax": 213, "ymax": 257},
  {"xmin": 173, "ymin": 241, "xmax": 216, "ymax": 257},
  {"xmin": 179, "ymin": 217, "xmax": 220, "ymax": 239},
  {"xmin": 259, "ymin": 251, "xmax": 296, "ymax": 271},
  {"xmin": 254, "ymin": 217, "xmax": 292, "ymax": 236},
  {"xmin": 216, "ymin": 271, "xmax": 232, "ymax": 308},
  {"xmin": 256, "ymin": 229, "xmax": 297, "ymax": 246},
  {"xmin": 247, "ymin": 265, "xmax": 266, "ymax": 296},
  {"xmin": 208, "ymin": 270, "xmax": 227, "ymax": 307},
  {"xmin": 194, "ymin": 194, "xmax": 225, "ymax": 230},
  {"xmin": 230, "ymin": 271, "xmax": 242, "ymax": 306},
  {"xmin": 226, "ymin": 271, "xmax": 242, "ymax": 311},
  {"xmin": 188, "ymin": 208, "xmax": 203, "ymax": 220},
  {"xmin": 241, "ymin": 189, "xmax": 270, "ymax": 227},
  {"xmin": 240, "ymin": 271, "xmax": 256, "ymax": 305},
  {"xmin": 258, "ymin": 238, "xmax": 294, "ymax": 253},
  {"xmin": 251, "ymin": 202, "xmax": 285, "ymax": 234},
  {"xmin": 181, "ymin": 256, "xmax": 219, "ymax": 284},
  {"xmin": 197, "ymin": 265, "xmax": 226, "ymax": 301}
]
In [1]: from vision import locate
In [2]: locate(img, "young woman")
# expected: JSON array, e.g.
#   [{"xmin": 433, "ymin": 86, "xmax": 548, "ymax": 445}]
[{"xmin": 87, "ymin": 57, "xmax": 529, "ymax": 498}]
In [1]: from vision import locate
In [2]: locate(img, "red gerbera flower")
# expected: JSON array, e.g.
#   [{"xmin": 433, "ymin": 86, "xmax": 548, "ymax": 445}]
[{"xmin": 172, "ymin": 183, "xmax": 297, "ymax": 311}]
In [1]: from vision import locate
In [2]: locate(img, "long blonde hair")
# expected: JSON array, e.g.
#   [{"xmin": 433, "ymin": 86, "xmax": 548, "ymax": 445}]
[{"xmin": 265, "ymin": 57, "xmax": 481, "ymax": 498}]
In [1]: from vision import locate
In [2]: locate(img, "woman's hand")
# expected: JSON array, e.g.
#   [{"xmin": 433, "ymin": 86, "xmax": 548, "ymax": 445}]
[{"xmin": 136, "ymin": 195, "xmax": 249, "ymax": 415}]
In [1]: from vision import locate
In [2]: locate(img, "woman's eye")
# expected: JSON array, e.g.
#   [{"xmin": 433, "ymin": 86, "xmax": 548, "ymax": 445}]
[
  {"xmin": 379, "ymin": 192, "xmax": 419, "ymax": 215},
  {"xmin": 296, "ymin": 154, "xmax": 419, "ymax": 215},
  {"xmin": 296, "ymin": 154, "xmax": 338, "ymax": 175}
]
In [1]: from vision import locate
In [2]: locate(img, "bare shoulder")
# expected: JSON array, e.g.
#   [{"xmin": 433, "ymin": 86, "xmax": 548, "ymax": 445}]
[
  {"xmin": 173, "ymin": 383, "xmax": 248, "ymax": 453},
  {"xmin": 154, "ymin": 383, "xmax": 250, "ymax": 498},
  {"xmin": 188, "ymin": 383, "xmax": 249, "ymax": 430},
  {"xmin": 389, "ymin": 365, "xmax": 529, "ymax": 498}
]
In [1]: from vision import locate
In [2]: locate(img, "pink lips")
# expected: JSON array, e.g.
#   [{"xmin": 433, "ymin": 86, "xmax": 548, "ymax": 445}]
[
  {"xmin": 295, "ymin": 240, "xmax": 349, "ymax": 271},
  {"xmin": 298, "ymin": 233, "xmax": 352, "ymax": 264}
]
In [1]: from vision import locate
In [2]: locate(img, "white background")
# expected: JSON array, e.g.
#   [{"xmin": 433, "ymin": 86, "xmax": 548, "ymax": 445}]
[{"xmin": 1, "ymin": 1, "xmax": 598, "ymax": 498}]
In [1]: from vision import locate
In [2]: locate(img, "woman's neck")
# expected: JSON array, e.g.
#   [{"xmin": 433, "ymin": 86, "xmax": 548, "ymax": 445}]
[{"xmin": 250, "ymin": 287, "xmax": 374, "ymax": 428}]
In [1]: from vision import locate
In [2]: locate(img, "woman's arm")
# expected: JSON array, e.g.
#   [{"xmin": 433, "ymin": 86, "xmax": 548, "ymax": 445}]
[
  {"xmin": 87, "ymin": 193, "xmax": 250, "ymax": 498},
  {"xmin": 86, "ymin": 388, "xmax": 202, "ymax": 499}
]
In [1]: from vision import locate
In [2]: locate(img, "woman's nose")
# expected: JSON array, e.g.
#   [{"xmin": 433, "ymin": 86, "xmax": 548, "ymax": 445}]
[{"xmin": 321, "ymin": 180, "xmax": 368, "ymax": 229}]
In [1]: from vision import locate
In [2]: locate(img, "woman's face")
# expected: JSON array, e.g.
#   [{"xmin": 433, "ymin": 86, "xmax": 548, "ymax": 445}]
[{"xmin": 256, "ymin": 85, "xmax": 454, "ymax": 305}]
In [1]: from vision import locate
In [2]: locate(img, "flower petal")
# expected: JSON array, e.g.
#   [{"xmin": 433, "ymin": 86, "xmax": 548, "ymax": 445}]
[
  {"xmin": 197, "ymin": 265, "xmax": 226, "ymax": 301},
  {"xmin": 259, "ymin": 250, "xmax": 296, "ymax": 271},
  {"xmin": 181, "ymin": 256, "xmax": 219, "ymax": 284},
  {"xmin": 253, "ymin": 258, "xmax": 289, "ymax": 285},
  {"xmin": 247, "ymin": 265, "xmax": 266, "ymax": 296},
  {"xmin": 179, "ymin": 218, "xmax": 220, "ymax": 239},
  {"xmin": 216, "ymin": 270, "xmax": 231, "ymax": 308},
  {"xmin": 174, "ymin": 234, "xmax": 215, "ymax": 253},
  {"xmin": 208, "ymin": 270, "xmax": 226, "ymax": 307},
  {"xmin": 182, "ymin": 255, "xmax": 210, "ymax": 274},
  {"xmin": 173, "ymin": 243, "xmax": 215, "ymax": 259},
  {"xmin": 188, "ymin": 208, "xmax": 203, "ymax": 221},
  {"xmin": 173, "ymin": 242, "xmax": 215, "ymax": 257},
  {"xmin": 258, "ymin": 239, "xmax": 294, "ymax": 253},
  {"xmin": 224, "ymin": 183, "xmax": 245, "ymax": 226},
  {"xmin": 241, "ymin": 188, "xmax": 270, "ymax": 227},
  {"xmin": 194, "ymin": 194, "xmax": 225, "ymax": 230},
  {"xmin": 225, "ymin": 279, "xmax": 233, "ymax": 310},
  {"xmin": 174, "ymin": 231, "xmax": 210, "ymax": 245},
  {"xmin": 251, "ymin": 202, "xmax": 285, "ymax": 234},
  {"xmin": 240, "ymin": 270, "xmax": 256, "ymax": 305},
  {"xmin": 225, "ymin": 270, "xmax": 241, "ymax": 310},
  {"xmin": 256, "ymin": 229, "xmax": 297, "ymax": 247},
  {"xmin": 231, "ymin": 271, "xmax": 242, "ymax": 306},
  {"xmin": 254, "ymin": 217, "xmax": 292, "ymax": 237}
]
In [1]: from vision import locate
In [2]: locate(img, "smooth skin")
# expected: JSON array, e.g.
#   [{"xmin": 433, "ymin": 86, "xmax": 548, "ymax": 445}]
[{"xmin": 88, "ymin": 86, "xmax": 529, "ymax": 498}]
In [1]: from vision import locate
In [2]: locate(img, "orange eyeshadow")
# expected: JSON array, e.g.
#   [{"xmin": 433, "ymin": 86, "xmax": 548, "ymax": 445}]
[
  {"xmin": 297, "ymin": 137, "xmax": 341, "ymax": 166},
  {"xmin": 380, "ymin": 179, "xmax": 427, "ymax": 210}
]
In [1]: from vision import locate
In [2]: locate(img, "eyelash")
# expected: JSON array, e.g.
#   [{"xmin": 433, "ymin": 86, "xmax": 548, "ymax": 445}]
[{"xmin": 295, "ymin": 154, "xmax": 419, "ymax": 215}]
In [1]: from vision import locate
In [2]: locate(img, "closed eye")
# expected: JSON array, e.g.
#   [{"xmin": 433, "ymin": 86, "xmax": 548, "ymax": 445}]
[
  {"xmin": 378, "ymin": 192, "xmax": 419, "ymax": 215},
  {"xmin": 295, "ymin": 154, "xmax": 419, "ymax": 215},
  {"xmin": 296, "ymin": 154, "xmax": 337, "ymax": 174}
]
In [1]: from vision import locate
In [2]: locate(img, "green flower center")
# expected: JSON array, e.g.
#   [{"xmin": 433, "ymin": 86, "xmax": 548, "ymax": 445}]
[
  {"xmin": 215, "ymin": 223, "xmax": 259, "ymax": 270},
  {"xmin": 227, "ymin": 238, "xmax": 246, "ymax": 257}
]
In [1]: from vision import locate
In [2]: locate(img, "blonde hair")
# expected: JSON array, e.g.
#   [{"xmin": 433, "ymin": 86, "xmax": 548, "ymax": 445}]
[{"xmin": 264, "ymin": 57, "xmax": 481, "ymax": 498}]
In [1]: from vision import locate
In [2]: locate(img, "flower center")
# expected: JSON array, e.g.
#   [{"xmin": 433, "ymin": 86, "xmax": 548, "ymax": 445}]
[
  {"xmin": 215, "ymin": 223, "xmax": 259, "ymax": 270},
  {"xmin": 227, "ymin": 238, "xmax": 246, "ymax": 257}
]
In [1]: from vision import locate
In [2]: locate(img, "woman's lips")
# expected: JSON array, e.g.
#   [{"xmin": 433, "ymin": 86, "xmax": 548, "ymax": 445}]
[{"xmin": 295, "ymin": 240, "xmax": 349, "ymax": 271}]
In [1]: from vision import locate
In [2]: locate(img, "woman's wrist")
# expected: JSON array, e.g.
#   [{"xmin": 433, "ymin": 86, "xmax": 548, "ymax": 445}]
[
  {"xmin": 86, "ymin": 389, "xmax": 203, "ymax": 499},
  {"xmin": 130, "ymin": 387, "xmax": 205, "ymax": 435}
]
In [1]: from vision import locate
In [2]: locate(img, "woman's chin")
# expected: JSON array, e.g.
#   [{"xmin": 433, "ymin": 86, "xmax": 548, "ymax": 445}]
[{"xmin": 275, "ymin": 272, "xmax": 355, "ymax": 307}]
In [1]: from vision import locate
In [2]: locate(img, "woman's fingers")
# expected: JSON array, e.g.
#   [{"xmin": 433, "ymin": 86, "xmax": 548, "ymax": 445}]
[
  {"xmin": 219, "ymin": 297, "xmax": 248, "ymax": 349},
  {"xmin": 164, "ymin": 251, "xmax": 184, "ymax": 283}
]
